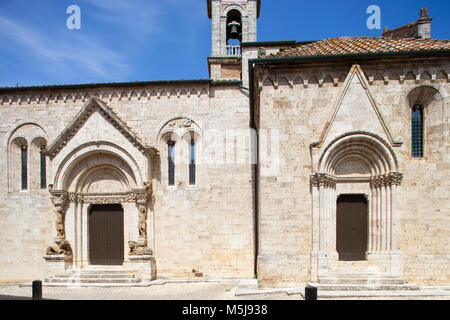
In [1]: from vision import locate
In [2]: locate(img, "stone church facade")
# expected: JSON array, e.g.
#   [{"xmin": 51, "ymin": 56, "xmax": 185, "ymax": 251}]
[{"xmin": 0, "ymin": 1, "xmax": 449, "ymax": 288}]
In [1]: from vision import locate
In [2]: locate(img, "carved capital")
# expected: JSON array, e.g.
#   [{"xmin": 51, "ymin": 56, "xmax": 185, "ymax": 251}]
[
  {"xmin": 388, "ymin": 172, "xmax": 403, "ymax": 186},
  {"xmin": 370, "ymin": 172, "xmax": 403, "ymax": 188},
  {"xmin": 311, "ymin": 173, "xmax": 337, "ymax": 188},
  {"xmin": 50, "ymin": 190, "xmax": 69, "ymax": 208}
]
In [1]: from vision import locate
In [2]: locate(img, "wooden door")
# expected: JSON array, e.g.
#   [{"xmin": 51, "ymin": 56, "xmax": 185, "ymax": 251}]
[
  {"xmin": 89, "ymin": 204, "xmax": 124, "ymax": 265},
  {"xmin": 336, "ymin": 195, "xmax": 368, "ymax": 261}
]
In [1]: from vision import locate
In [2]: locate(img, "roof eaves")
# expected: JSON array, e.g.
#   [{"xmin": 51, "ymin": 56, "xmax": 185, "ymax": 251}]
[{"xmin": 254, "ymin": 49, "xmax": 450, "ymax": 65}]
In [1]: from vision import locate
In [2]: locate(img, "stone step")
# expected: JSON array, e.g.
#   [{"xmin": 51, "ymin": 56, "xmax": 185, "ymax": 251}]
[
  {"xmin": 310, "ymin": 283, "xmax": 419, "ymax": 291},
  {"xmin": 42, "ymin": 282, "xmax": 148, "ymax": 288},
  {"xmin": 56, "ymin": 273, "xmax": 137, "ymax": 279},
  {"xmin": 70, "ymin": 269, "xmax": 133, "ymax": 275},
  {"xmin": 318, "ymin": 290, "xmax": 448, "ymax": 298},
  {"xmin": 322, "ymin": 273, "xmax": 390, "ymax": 278},
  {"xmin": 45, "ymin": 277, "xmax": 140, "ymax": 284},
  {"xmin": 319, "ymin": 278, "xmax": 406, "ymax": 285}
]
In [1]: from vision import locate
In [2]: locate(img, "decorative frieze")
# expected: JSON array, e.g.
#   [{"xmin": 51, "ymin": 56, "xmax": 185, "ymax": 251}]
[
  {"xmin": 259, "ymin": 68, "xmax": 449, "ymax": 90},
  {"xmin": 0, "ymin": 86, "xmax": 210, "ymax": 106},
  {"xmin": 67, "ymin": 190, "xmax": 151, "ymax": 204},
  {"xmin": 311, "ymin": 171, "xmax": 403, "ymax": 188}
]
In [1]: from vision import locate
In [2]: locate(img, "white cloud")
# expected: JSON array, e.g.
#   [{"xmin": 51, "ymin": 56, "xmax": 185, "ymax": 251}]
[{"xmin": 0, "ymin": 15, "xmax": 130, "ymax": 81}]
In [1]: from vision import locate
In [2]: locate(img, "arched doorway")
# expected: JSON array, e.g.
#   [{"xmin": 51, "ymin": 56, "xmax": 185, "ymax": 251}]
[
  {"xmin": 89, "ymin": 204, "xmax": 124, "ymax": 265},
  {"xmin": 311, "ymin": 132, "xmax": 403, "ymax": 278}
]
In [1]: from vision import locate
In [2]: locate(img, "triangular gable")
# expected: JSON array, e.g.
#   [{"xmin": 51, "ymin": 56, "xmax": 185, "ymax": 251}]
[
  {"xmin": 45, "ymin": 97, "xmax": 155, "ymax": 158},
  {"xmin": 311, "ymin": 64, "xmax": 402, "ymax": 149}
]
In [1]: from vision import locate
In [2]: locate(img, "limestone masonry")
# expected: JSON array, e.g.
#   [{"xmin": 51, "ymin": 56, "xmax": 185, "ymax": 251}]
[{"xmin": 0, "ymin": 1, "xmax": 448, "ymax": 289}]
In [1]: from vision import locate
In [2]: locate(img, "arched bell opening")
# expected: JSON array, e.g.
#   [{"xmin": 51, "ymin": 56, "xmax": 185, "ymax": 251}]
[{"xmin": 226, "ymin": 9, "xmax": 242, "ymax": 45}]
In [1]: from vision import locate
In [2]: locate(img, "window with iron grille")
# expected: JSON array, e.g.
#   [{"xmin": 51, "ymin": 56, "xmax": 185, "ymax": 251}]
[
  {"xmin": 168, "ymin": 142, "xmax": 175, "ymax": 186},
  {"xmin": 411, "ymin": 104, "xmax": 423, "ymax": 158},
  {"xmin": 40, "ymin": 146, "xmax": 46, "ymax": 189},
  {"xmin": 21, "ymin": 146, "xmax": 27, "ymax": 190},
  {"xmin": 189, "ymin": 139, "xmax": 196, "ymax": 185}
]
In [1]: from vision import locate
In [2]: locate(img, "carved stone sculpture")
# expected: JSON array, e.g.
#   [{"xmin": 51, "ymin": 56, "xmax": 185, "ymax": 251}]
[
  {"xmin": 138, "ymin": 204, "xmax": 147, "ymax": 239},
  {"xmin": 46, "ymin": 239, "xmax": 72, "ymax": 256},
  {"xmin": 258, "ymin": 47, "xmax": 267, "ymax": 58},
  {"xmin": 55, "ymin": 207, "xmax": 65, "ymax": 239},
  {"xmin": 129, "ymin": 241, "xmax": 153, "ymax": 256}
]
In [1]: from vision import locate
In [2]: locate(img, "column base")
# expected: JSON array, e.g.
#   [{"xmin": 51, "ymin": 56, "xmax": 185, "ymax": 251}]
[
  {"xmin": 317, "ymin": 251, "xmax": 339, "ymax": 277},
  {"xmin": 43, "ymin": 254, "xmax": 73, "ymax": 278},
  {"xmin": 366, "ymin": 251, "xmax": 402, "ymax": 275},
  {"xmin": 125, "ymin": 255, "xmax": 156, "ymax": 282}
]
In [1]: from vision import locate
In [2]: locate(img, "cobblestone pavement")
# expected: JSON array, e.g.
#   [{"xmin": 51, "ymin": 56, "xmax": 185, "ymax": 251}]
[{"xmin": 0, "ymin": 282, "xmax": 302, "ymax": 300}]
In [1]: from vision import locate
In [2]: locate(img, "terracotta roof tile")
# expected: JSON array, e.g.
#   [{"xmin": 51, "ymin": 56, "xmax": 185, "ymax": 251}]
[{"xmin": 269, "ymin": 37, "xmax": 450, "ymax": 58}]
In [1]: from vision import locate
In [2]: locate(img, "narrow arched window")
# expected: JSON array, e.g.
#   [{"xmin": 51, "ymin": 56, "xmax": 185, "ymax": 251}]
[
  {"xmin": 168, "ymin": 141, "xmax": 175, "ymax": 186},
  {"xmin": 40, "ymin": 145, "xmax": 46, "ymax": 189},
  {"xmin": 21, "ymin": 146, "xmax": 27, "ymax": 190},
  {"xmin": 189, "ymin": 137, "xmax": 196, "ymax": 186},
  {"xmin": 412, "ymin": 103, "xmax": 424, "ymax": 158}
]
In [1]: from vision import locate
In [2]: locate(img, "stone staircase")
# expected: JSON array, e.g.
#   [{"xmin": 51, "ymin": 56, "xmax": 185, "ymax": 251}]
[
  {"xmin": 307, "ymin": 265, "xmax": 421, "ymax": 298},
  {"xmin": 44, "ymin": 268, "xmax": 142, "ymax": 287}
]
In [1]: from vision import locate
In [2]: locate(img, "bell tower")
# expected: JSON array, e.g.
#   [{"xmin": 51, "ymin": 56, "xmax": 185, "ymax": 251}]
[{"xmin": 207, "ymin": 0, "xmax": 261, "ymax": 81}]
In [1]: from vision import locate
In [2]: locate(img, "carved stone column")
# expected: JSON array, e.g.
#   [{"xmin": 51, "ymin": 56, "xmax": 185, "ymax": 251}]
[
  {"xmin": 43, "ymin": 189, "xmax": 72, "ymax": 278},
  {"xmin": 46, "ymin": 190, "xmax": 72, "ymax": 256},
  {"xmin": 125, "ymin": 187, "xmax": 156, "ymax": 283},
  {"xmin": 311, "ymin": 173, "xmax": 338, "ymax": 276},
  {"xmin": 128, "ymin": 188, "xmax": 153, "ymax": 255}
]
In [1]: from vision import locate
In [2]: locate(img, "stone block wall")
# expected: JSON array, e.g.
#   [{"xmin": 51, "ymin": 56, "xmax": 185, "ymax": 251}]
[
  {"xmin": 255, "ymin": 59, "xmax": 449, "ymax": 286},
  {"xmin": 0, "ymin": 82, "xmax": 255, "ymax": 281}
]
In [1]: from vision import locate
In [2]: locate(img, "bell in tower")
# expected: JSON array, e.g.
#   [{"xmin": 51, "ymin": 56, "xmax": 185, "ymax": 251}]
[
  {"xmin": 227, "ymin": 11, "xmax": 242, "ymax": 43},
  {"xmin": 228, "ymin": 21, "xmax": 242, "ymax": 41},
  {"xmin": 207, "ymin": 0, "xmax": 261, "ymax": 82}
]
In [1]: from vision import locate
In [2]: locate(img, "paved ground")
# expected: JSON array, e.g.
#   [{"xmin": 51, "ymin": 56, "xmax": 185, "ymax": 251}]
[
  {"xmin": 0, "ymin": 282, "xmax": 448, "ymax": 300},
  {"xmin": 0, "ymin": 282, "xmax": 302, "ymax": 300}
]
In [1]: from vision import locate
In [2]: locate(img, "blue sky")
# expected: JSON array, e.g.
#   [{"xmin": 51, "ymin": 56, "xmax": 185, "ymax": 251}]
[{"xmin": 0, "ymin": 0, "xmax": 449, "ymax": 87}]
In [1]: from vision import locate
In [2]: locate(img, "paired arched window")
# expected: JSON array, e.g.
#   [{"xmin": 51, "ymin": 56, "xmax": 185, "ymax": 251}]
[
  {"xmin": 8, "ymin": 124, "xmax": 48, "ymax": 192},
  {"xmin": 166, "ymin": 135, "xmax": 196, "ymax": 187},
  {"xmin": 159, "ymin": 118, "xmax": 201, "ymax": 188}
]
